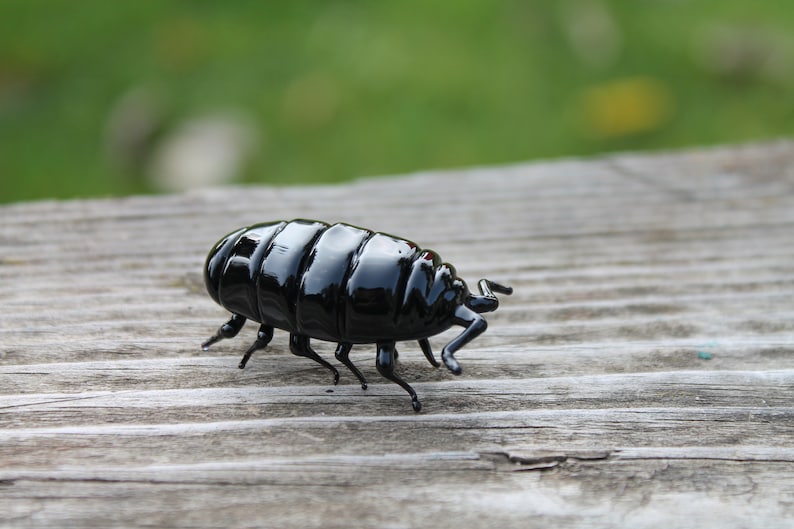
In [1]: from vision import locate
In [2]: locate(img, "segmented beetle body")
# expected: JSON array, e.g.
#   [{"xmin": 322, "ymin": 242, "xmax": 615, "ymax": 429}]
[{"xmin": 202, "ymin": 219, "xmax": 511, "ymax": 411}]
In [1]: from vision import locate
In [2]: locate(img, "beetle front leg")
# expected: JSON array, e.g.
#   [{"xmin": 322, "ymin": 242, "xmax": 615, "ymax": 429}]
[
  {"xmin": 202, "ymin": 313, "xmax": 247, "ymax": 351},
  {"xmin": 441, "ymin": 305, "xmax": 487, "ymax": 375},
  {"xmin": 376, "ymin": 341, "xmax": 421, "ymax": 412},
  {"xmin": 289, "ymin": 334, "xmax": 340, "ymax": 385},
  {"xmin": 335, "ymin": 342, "xmax": 368, "ymax": 390},
  {"xmin": 238, "ymin": 324, "xmax": 274, "ymax": 369}
]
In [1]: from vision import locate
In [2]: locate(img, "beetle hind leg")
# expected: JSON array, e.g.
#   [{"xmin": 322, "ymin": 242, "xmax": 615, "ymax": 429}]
[
  {"xmin": 202, "ymin": 313, "xmax": 247, "ymax": 351},
  {"xmin": 289, "ymin": 334, "xmax": 340, "ymax": 385},
  {"xmin": 335, "ymin": 343, "xmax": 368, "ymax": 390},
  {"xmin": 238, "ymin": 324, "xmax": 274, "ymax": 369},
  {"xmin": 376, "ymin": 341, "xmax": 421, "ymax": 412}
]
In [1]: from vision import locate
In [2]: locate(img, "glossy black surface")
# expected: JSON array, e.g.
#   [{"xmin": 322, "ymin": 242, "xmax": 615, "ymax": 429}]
[{"xmin": 203, "ymin": 219, "xmax": 512, "ymax": 411}]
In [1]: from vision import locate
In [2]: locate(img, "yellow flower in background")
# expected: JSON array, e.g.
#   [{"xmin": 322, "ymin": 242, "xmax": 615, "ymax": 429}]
[{"xmin": 577, "ymin": 77, "xmax": 674, "ymax": 139}]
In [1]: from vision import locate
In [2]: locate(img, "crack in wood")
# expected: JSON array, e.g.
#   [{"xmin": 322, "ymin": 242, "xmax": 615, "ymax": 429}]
[{"xmin": 480, "ymin": 450, "xmax": 613, "ymax": 471}]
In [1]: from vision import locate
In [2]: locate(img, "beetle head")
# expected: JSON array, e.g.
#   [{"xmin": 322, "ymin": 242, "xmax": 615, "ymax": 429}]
[
  {"xmin": 464, "ymin": 279, "xmax": 513, "ymax": 313},
  {"xmin": 464, "ymin": 294, "xmax": 498, "ymax": 313}
]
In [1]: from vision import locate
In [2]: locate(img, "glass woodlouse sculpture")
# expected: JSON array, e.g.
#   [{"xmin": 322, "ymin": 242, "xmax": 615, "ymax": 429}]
[{"xmin": 202, "ymin": 219, "xmax": 512, "ymax": 411}]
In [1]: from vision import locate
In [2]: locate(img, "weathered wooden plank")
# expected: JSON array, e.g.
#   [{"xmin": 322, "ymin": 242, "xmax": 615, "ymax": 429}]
[
  {"xmin": 2, "ymin": 141, "xmax": 794, "ymax": 528},
  {"xmin": 3, "ymin": 403, "xmax": 793, "ymax": 465},
  {"xmin": 2, "ymin": 369, "xmax": 792, "ymax": 427},
  {"xmin": 1, "ymin": 452, "xmax": 792, "ymax": 529}
]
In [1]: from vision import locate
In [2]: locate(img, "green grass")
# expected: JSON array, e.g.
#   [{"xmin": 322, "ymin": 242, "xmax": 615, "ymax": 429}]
[{"xmin": 2, "ymin": 1, "xmax": 794, "ymax": 203}]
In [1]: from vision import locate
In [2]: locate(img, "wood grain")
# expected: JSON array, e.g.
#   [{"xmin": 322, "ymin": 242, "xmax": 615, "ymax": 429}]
[{"xmin": 2, "ymin": 141, "xmax": 794, "ymax": 528}]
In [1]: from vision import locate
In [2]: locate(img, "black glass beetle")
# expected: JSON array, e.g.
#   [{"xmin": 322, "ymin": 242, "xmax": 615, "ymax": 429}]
[{"xmin": 202, "ymin": 219, "xmax": 512, "ymax": 411}]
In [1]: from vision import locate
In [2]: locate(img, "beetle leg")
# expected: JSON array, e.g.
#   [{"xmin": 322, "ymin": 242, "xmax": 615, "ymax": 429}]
[
  {"xmin": 418, "ymin": 338, "xmax": 439, "ymax": 367},
  {"xmin": 376, "ymin": 341, "xmax": 421, "ymax": 412},
  {"xmin": 238, "ymin": 324, "xmax": 274, "ymax": 369},
  {"xmin": 289, "ymin": 334, "xmax": 340, "ymax": 385},
  {"xmin": 202, "ymin": 313, "xmax": 247, "ymax": 351},
  {"xmin": 334, "ymin": 342, "xmax": 368, "ymax": 390},
  {"xmin": 441, "ymin": 305, "xmax": 488, "ymax": 375}
]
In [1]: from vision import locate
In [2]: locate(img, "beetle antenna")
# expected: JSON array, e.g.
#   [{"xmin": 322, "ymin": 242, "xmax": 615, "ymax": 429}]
[{"xmin": 465, "ymin": 279, "xmax": 513, "ymax": 313}]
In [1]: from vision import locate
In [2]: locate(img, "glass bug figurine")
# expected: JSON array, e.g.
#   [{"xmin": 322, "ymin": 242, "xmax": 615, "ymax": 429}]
[{"xmin": 202, "ymin": 219, "xmax": 512, "ymax": 411}]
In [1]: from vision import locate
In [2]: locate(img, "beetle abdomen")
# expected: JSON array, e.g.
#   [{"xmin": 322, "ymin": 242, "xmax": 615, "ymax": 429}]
[
  {"xmin": 205, "ymin": 219, "xmax": 462, "ymax": 342},
  {"xmin": 296, "ymin": 222, "xmax": 370, "ymax": 341},
  {"xmin": 218, "ymin": 222, "xmax": 284, "ymax": 322},
  {"xmin": 256, "ymin": 220, "xmax": 327, "ymax": 331}
]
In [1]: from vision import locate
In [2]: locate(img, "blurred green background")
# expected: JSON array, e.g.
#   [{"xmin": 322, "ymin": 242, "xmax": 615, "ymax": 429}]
[{"xmin": 2, "ymin": 1, "xmax": 793, "ymax": 203}]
